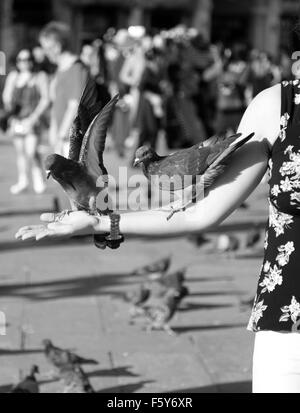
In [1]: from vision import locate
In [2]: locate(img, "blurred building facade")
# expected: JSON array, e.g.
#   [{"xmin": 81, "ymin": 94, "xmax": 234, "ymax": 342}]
[{"xmin": 0, "ymin": 0, "xmax": 299, "ymax": 60}]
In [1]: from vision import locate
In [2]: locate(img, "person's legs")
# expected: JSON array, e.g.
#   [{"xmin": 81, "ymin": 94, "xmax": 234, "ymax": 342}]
[
  {"xmin": 253, "ymin": 331, "xmax": 300, "ymax": 393},
  {"xmin": 25, "ymin": 133, "xmax": 46, "ymax": 194},
  {"xmin": 10, "ymin": 136, "xmax": 29, "ymax": 194}
]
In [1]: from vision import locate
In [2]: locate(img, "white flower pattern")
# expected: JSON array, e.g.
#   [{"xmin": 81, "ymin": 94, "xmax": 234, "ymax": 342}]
[
  {"xmin": 248, "ymin": 80, "xmax": 300, "ymax": 333},
  {"xmin": 280, "ymin": 296, "xmax": 300, "ymax": 324},
  {"xmin": 248, "ymin": 299, "xmax": 268, "ymax": 331},
  {"xmin": 269, "ymin": 201, "xmax": 293, "ymax": 237},
  {"xmin": 259, "ymin": 264, "xmax": 283, "ymax": 293},
  {"xmin": 295, "ymin": 94, "xmax": 300, "ymax": 105},
  {"xmin": 276, "ymin": 242, "xmax": 295, "ymax": 267}
]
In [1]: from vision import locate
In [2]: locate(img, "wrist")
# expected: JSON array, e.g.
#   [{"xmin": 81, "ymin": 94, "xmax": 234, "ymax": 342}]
[{"xmin": 93, "ymin": 214, "xmax": 110, "ymax": 234}]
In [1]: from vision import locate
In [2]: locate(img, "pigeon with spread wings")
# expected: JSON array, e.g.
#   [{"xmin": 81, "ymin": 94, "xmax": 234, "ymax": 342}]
[
  {"xmin": 133, "ymin": 132, "xmax": 255, "ymax": 220},
  {"xmin": 45, "ymin": 79, "xmax": 118, "ymax": 247}
]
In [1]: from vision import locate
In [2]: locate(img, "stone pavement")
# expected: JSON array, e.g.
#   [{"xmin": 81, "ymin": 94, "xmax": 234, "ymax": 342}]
[{"xmin": 0, "ymin": 137, "xmax": 269, "ymax": 393}]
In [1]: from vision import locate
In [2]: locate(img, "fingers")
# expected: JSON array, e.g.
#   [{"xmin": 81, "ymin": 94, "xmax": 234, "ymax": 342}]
[
  {"xmin": 15, "ymin": 222, "xmax": 69, "ymax": 241},
  {"xmin": 15, "ymin": 225, "xmax": 46, "ymax": 240},
  {"xmin": 40, "ymin": 213, "xmax": 57, "ymax": 222}
]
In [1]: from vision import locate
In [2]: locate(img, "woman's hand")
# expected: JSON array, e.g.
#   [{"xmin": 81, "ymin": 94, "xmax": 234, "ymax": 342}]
[{"xmin": 15, "ymin": 211, "xmax": 100, "ymax": 242}]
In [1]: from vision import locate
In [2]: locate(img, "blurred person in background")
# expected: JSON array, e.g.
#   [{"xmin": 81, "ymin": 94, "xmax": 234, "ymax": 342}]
[
  {"xmin": 106, "ymin": 30, "xmax": 139, "ymax": 157},
  {"xmin": 279, "ymin": 48, "xmax": 293, "ymax": 81},
  {"xmin": 80, "ymin": 39, "xmax": 110, "ymax": 105},
  {"xmin": 189, "ymin": 32, "xmax": 221, "ymax": 137},
  {"xmin": 215, "ymin": 45, "xmax": 248, "ymax": 135},
  {"xmin": 32, "ymin": 45, "xmax": 56, "ymax": 75},
  {"xmin": 2, "ymin": 49, "xmax": 49, "ymax": 195},
  {"xmin": 245, "ymin": 50, "xmax": 281, "ymax": 102},
  {"xmin": 119, "ymin": 31, "xmax": 146, "ymax": 127},
  {"xmin": 39, "ymin": 21, "xmax": 88, "ymax": 156},
  {"xmin": 164, "ymin": 30, "xmax": 206, "ymax": 149},
  {"xmin": 133, "ymin": 46, "xmax": 164, "ymax": 161}
]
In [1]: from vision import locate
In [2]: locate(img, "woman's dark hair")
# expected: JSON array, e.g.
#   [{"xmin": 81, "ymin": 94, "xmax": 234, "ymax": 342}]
[
  {"xmin": 39, "ymin": 21, "xmax": 72, "ymax": 52},
  {"xmin": 15, "ymin": 49, "xmax": 38, "ymax": 73}
]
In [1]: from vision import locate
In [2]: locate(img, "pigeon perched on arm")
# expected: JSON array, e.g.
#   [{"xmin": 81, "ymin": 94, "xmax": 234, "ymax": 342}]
[
  {"xmin": 10, "ymin": 365, "xmax": 39, "ymax": 393},
  {"xmin": 42, "ymin": 339, "xmax": 98, "ymax": 371},
  {"xmin": 133, "ymin": 132, "xmax": 255, "ymax": 220},
  {"xmin": 45, "ymin": 90, "xmax": 118, "ymax": 214},
  {"xmin": 45, "ymin": 79, "xmax": 118, "ymax": 247}
]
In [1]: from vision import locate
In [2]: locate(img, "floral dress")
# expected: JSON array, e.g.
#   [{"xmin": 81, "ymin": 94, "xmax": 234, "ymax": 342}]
[{"xmin": 248, "ymin": 80, "xmax": 300, "ymax": 333}]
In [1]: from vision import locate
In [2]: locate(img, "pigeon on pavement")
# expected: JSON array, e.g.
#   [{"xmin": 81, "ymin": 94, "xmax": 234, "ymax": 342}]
[
  {"xmin": 125, "ymin": 283, "xmax": 151, "ymax": 319},
  {"xmin": 10, "ymin": 365, "xmax": 39, "ymax": 393},
  {"xmin": 42, "ymin": 339, "xmax": 98, "ymax": 370},
  {"xmin": 60, "ymin": 365, "xmax": 95, "ymax": 393},
  {"xmin": 145, "ymin": 288, "xmax": 181, "ymax": 335},
  {"xmin": 131, "ymin": 256, "xmax": 171, "ymax": 277}
]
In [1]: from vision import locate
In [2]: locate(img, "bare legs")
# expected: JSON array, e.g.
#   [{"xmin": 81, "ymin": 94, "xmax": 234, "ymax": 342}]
[{"xmin": 11, "ymin": 133, "xmax": 46, "ymax": 195}]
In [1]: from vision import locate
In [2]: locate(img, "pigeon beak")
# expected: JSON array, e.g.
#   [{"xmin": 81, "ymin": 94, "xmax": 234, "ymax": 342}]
[
  {"xmin": 133, "ymin": 158, "xmax": 140, "ymax": 167},
  {"xmin": 46, "ymin": 171, "xmax": 51, "ymax": 180}
]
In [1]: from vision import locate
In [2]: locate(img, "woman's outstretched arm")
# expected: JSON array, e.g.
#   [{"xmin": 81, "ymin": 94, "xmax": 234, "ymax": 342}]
[{"xmin": 16, "ymin": 84, "xmax": 280, "ymax": 241}]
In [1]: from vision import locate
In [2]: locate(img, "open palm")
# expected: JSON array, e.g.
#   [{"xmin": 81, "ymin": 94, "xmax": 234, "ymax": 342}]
[{"xmin": 15, "ymin": 211, "xmax": 99, "ymax": 242}]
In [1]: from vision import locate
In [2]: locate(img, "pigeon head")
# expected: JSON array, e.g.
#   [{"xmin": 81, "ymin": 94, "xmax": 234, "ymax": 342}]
[
  {"xmin": 42, "ymin": 339, "xmax": 53, "ymax": 349},
  {"xmin": 45, "ymin": 154, "xmax": 79, "ymax": 180},
  {"xmin": 30, "ymin": 365, "xmax": 39, "ymax": 378},
  {"xmin": 133, "ymin": 146, "xmax": 157, "ymax": 167}
]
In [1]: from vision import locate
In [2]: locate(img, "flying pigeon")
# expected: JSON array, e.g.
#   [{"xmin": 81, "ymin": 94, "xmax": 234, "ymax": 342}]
[
  {"xmin": 45, "ymin": 78, "xmax": 118, "ymax": 247},
  {"xmin": 133, "ymin": 132, "xmax": 255, "ymax": 219},
  {"xmin": 42, "ymin": 339, "xmax": 98, "ymax": 370},
  {"xmin": 10, "ymin": 365, "xmax": 39, "ymax": 393}
]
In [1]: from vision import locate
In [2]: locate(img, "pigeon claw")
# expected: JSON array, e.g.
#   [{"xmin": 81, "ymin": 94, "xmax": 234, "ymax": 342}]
[
  {"xmin": 54, "ymin": 210, "xmax": 71, "ymax": 222},
  {"xmin": 166, "ymin": 205, "xmax": 187, "ymax": 221}
]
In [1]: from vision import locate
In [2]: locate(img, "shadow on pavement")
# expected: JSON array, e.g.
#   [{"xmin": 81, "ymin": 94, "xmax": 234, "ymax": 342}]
[
  {"xmin": 178, "ymin": 302, "xmax": 233, "ymax": 311},
  {"xmin": 171, "ymin": 380, "xmax": 251, "ymax": 393},
  {"xmin": 88, "ymin": 366, "xmax": 139, "ymax": 378},
  {"xmin": 173, "ymin": 323, "xmax": 245, "ymax": 334},
  {"xmin": 0, "ymin": 348, "xmax": 43, "ymax": 356},
  {"xmin": 97, "ymin": 380, "xmax": 154, "ymax": 393},
  {"xmin": 0, "ymin": 273, "xmax": 139, "ymax": 301},
  {"xmin": 0, "ymin": 236, "xmax": 92, "ymax": 252},
  {"xmin": 187, "ymin": 290, "xmax": 244, "ymax": 297},
  {"xmin": 0, "ymin": 384, "xmax": 12, "ymax": 393},
  {"xmin": 186, "ymin": 276, "xmax": 233, "ymax": 283}
]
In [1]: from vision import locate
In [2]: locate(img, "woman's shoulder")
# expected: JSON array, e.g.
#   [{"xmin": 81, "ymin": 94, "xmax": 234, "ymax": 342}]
[
  {"xmin": 254, "ymin": 83, "xmax": 281, "ymax": 105},
  {"xmin": 238, "ymin": 84, "xmax": 281, "ymax": 148},
  {"xmin": 5, "ymin": 69, "xmax": 18, "ymax": 82}
]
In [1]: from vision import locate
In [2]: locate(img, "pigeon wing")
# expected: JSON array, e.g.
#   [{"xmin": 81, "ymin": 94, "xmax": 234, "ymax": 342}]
[
  {"xmin": 150, "ymin": 148, "xmax": 210, "ymax": 191},
  {"xmin": 68, "ymin": 77, "xmax": 104, "ymax": 162},
  {"xmin": 79, "ymin": 94, "xmax": 119, "ymax": 183},
  {"xmin": 202, "ymin": 133, "xmax": 255, "ymax": 188},
  {"xmin": 202, "ymin": 132, "xmax": 241, "ymax": 148}
]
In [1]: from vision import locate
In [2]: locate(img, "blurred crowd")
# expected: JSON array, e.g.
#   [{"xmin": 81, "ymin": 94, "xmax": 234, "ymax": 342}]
[{"xmin": 0, "ymin": 22, "xmax": 296, "ymax": 195}]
